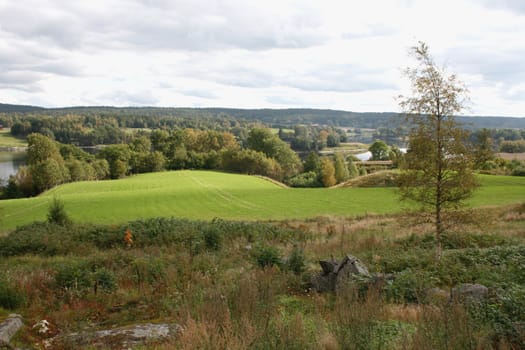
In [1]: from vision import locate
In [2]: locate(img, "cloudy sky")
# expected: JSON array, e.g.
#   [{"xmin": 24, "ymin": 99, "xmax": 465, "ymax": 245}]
[{"xmin": 0, "ymin": 0, "xmax": 524, "ymax": 116}]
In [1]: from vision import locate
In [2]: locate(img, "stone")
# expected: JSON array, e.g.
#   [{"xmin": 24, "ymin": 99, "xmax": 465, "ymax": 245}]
[
  {"xmin": 451, "ymin": 283, "xmax": 488, "ymax": 303},
  {"xmin": 336, "ymin": 255, "xmax": 371, "ymax": 277},
  {"xmin": 51, "ymin": 323, "xmax": 182, "ymax": 350},
  {"xmin": 319, "ymin": 260, "xmax": 337, "ymax": 275},
  {"xmin": 311, "ymin": 254, "xmax": 371, "ymax": 293},
  {"xmin": 0, "ymin": 314, "xmax": 23, "ymax": 345}
]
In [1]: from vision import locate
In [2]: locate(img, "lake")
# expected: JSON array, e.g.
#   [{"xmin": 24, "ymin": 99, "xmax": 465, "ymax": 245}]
[{"xmin": 0, "ymin": 152, "xmax": 26, "ymax": 183}]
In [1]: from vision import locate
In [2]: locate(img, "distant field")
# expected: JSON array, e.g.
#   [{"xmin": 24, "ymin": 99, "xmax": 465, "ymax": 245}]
[
  {"xmin": 497, "ymin": 152, "xmax": 525, "ymax": 161},
  {"xmin": 0, "ymin": 171, "xmax": 524, "ymax": 232},
  {"xmin": 0, "ymin": 129, "xmax": 27, "ymax": 147}
]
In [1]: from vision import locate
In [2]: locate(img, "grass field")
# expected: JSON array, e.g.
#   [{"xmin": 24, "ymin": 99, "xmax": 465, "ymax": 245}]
[
  {"xmin": 1, "ymin": 170, "xmax": 524, "ymax": 232},
  {"xmin": 0, "ymin": 129, "xmax": 27, "ymax": 147}
]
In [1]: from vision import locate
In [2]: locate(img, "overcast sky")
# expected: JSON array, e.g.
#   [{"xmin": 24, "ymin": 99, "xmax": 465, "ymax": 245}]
[{"xmin": 1, "ymin": 0, "xmax": 524, "ymax": 116}]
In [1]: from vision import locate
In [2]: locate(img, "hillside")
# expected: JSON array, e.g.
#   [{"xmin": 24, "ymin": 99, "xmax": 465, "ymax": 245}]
[{"xmin": 1, "ymin": 170, "xmax": 524, "ymax": 232}]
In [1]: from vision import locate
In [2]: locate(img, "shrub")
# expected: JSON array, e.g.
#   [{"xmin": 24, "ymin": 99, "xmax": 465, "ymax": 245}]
[
  {"xmin": 202, "ymin": 226, "xmax": 222, "ymax": 251},
  {"xmin": 47, "ymin": 197, "xmax": 72, "ymax": 226},
  {"xmin": 54, "ymin": 261, "xmax": 92, "ymax": 292},
  {"xmin": 286, "ymin": 171, "xmax": 322, "ymax": 188},
  {"xmin": 93, "ymin": 268, "xmax": 117, "ymax": 294},
  {"xmin": 254, "ymin": 245, "xmax": 282, "ymax": 269},
  {"xmin": 286, "ymin": 246, "xmax": 306, "ymax": 275}
]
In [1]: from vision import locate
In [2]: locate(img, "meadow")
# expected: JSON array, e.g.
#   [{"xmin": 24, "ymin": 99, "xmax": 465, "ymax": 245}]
[
  {"xmin": 0, "ymin": 129, "xmax": 27, "ymax": 148},
  {"xmin": 1, "ymin": 170, "xmax": 524, "ymax": 232}
]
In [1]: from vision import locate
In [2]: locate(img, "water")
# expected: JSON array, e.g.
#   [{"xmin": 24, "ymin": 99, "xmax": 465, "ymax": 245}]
[
  {"xmin": 0, "ymin": 152, "xmax": 26, "ymax": 183},
  {"xmin": 355, "ymin": 148, "xmax": 406, "ymax": 161}
]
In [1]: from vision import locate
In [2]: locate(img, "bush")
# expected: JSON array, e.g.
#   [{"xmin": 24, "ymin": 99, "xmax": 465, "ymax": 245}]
[
  {"xmin": 47, "ymin": 197, "xmax": 72, "ymax": 226},
  {"xmin": 54, "ymin": 261, "xmax": 92, "ymax": 292},
  {"xmin": 286, "ymin": 171, "xmax": 322, "ymax": 188},
  {"xmin": 93, "ymin": 268, "xmax": 117, "ymax": 294},
  {"xmin": 286, "ymin": 246, "xmax": 306, "ymax": 275},
  {"xmin": 202, "ymin": 226, "xmax": 222, "ymax": 251},
  {"xmin": 254, "ymin": 245, "xmax": 282, "ymax": 269}
]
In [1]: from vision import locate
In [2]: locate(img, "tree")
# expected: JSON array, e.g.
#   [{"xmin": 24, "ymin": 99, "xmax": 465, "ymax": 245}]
[
  {"xmin": 47, "ymin": 197, "xmax": 72, "ymax": 226},
  {"xmin": 320, "ymin": 158, "xmax": 336, "ymax": 187},
  {"xmin": 334, "ymin": 153, "xmax": 349, "ymax": 183},
  {"xmin": 27, "ymin": 133, "xmax": 61, "ymax": 165},
  {"xmin": 303, "ymin": 151, "xmax": 321, "ymax": 173},
  {"xmin": 368, "ymin": 140, "xmax": 390, "ymax": 161},
  {"xmin": 247, "ymin": 128, "xmax": 302, "ymax": 177},
  {"xmin": 398, "ymin": 42, "xmax": 478, "ymax": 259},
  {"xmin": 473, "ymin": 128, "xmax": 495, "ymax": 169}
]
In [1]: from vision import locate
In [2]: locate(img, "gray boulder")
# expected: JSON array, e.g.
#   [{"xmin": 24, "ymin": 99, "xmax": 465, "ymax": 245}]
[
  {"xmin": 311, "ymin": 254, "xmax": 371, "ymax": 293},
  {"xmin": 451, "ymin": 283, "xmax": 488, "ymax": 303},
  {"xmin": 0, "ymin": 314, "xmax": 23, "ymax": 345},
  {"xmin": 51, "ymin": 323, "xmax": 182, "ymax": 349}
]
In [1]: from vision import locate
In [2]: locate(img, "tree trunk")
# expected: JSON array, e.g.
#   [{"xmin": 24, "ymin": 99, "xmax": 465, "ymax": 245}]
[{"xmin": 435, "ymin": 203, "xmax": 443, "ymax": 261}]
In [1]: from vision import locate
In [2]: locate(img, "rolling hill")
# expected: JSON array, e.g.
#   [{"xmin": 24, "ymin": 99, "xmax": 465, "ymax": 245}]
[{"xmin": 1, "ymin": 170, "xmax": 524, "ymax": 232}]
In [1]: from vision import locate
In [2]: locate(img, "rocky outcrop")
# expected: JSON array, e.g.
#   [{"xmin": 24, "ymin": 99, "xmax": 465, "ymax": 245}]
[
  {"xmin": 311, "ymin": 254, "xmax": 375, "ymax": 293},
  {"xmin": 50, "ymin": 323, "xmax": 182, "ymax": 349},
  {"xmin": 0, "ymin": 314, "xmax": 23, "ymax": 347}
]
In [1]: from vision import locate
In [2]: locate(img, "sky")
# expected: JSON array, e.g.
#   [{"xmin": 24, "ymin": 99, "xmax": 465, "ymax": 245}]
[{"xmin": 0, "ymin": 0, "xmax": 524, "ymax": 117}]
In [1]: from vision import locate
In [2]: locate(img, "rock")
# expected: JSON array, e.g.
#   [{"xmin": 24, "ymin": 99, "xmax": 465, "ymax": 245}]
[
  {"xmin": 0, "ymin": 314, "xmax": 23, "ymax": 345},
  {"xmin": 51, "ymin": 323, "xmax": 182, "ymax": 349},
  {"xmin": 319, "ymin": 260, "xmax": 337, "ymax": 274},
  {"xmin": 311, "ymin": 271, "xmax": 337, "ymax": 293},
  {"xmin": 451, "ymin": 283, "xmax": 488, "ymax": 303},
  {"xmin": 311, "ymin": 254, "xmax": 371, "ymax": 293},
  {"xmin": 336, "ymin": 255, "xmax": 371, "ymax": 277}
]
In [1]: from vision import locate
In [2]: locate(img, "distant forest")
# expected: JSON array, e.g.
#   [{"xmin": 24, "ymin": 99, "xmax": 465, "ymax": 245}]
[{"xmin": 1, "ymin": 103, "xmax": 525, "ymax": 130}]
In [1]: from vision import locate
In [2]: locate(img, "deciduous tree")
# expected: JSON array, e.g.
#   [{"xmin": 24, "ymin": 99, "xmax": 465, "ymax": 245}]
[{"xmin": 398, "ymin": 42, "xmax": 478, "ymax": 259}]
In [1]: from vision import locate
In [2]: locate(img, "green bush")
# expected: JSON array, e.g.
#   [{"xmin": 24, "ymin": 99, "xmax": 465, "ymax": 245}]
[
  {"xmin": 47, "ymin": 197, "xmax": 72, "ymax": 226},
  {"xmin": 203, "ymin": 226, "xmax": 222, "ymax": 251},
  {"xmin": 54, "ymin": 261, "xmax": 92, "ymax": 291},
  {"xmin": 286, "ymin": 171, "xmax": 322, "ymax": 188},
  {"xmin": 93, "ymin": 268, "xmax": 117, "ymax": 293},
  {"xmin": 254, "ymin": 245, "xmax": 282, "ymax": 269},
  {"xmin": 286, "ymin": 246, "xmax": 306, "ymax": 275}
]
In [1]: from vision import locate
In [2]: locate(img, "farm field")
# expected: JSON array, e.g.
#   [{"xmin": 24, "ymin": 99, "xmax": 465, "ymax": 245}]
[
  {"xmin": 0, "ymin": 129, "xmax": 27, "ymax": 148},
  {"xmin": 1, "ymin": 170, "xmax": 524, "ymax": 232}
]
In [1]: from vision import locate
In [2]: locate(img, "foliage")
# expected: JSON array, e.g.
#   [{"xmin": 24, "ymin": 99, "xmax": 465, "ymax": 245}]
[
  {"xmin": 248, "ymin": 128, "xmax": 302, "ymax": 178},
  {"xmin": 398, "ymin": 42, "xmax": 478, "ymax": 258},
  {"xmin": 333, "ymin": 152, "xmax": 349, "ymax": 183},
  {"xmin": 473, "ymin": 128, "xmax": 495, "ymax": 169},
  {"xmin": 47, "ymin": 197, "xmax": 72, "ymax": 226},
  {"xmin": 500, "ymin": 140, "xmax": 525, "ymax": 153},
  {"xmin": 368, "ymin": 140, "xmax": 390, "ymax": 161},
  {"xmin": 320, "ymin": 157, "xmax": 336, "ymax": 187},
  {"xmin": 286, "ymin": 171, "xmax": 322, "ymax": 188},
  {"xmin": 254, "ymin": 245, "xmax": 282, "ymax": 269},
  {"xmin": 286, "ymin": 246, "xmax": 306, "ymax": 275}
]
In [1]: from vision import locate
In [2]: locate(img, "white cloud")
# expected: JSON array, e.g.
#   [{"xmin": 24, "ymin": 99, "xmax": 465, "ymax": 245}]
[{"xmin": 0, "ymin": 0, "xmax": 524, "ymax": 116}]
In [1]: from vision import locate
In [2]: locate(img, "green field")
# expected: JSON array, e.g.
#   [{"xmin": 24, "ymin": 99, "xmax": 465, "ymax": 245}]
[
  {"xmin": 0, "ymin": 129, "xmax": 27, "ymax": 147},
  {"xmin": 1, "ymin": 170, "xmax": 524, "ymax": 232}
]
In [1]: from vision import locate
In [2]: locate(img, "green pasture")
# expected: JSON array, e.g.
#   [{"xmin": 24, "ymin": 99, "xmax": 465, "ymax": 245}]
[
  {"xmin": 0, "ymin": 129, "xmax": 27, "ymax": 147},
  {"xmin": 1, "ymin": 171, "xmax": 524, "ymax": 232}
]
